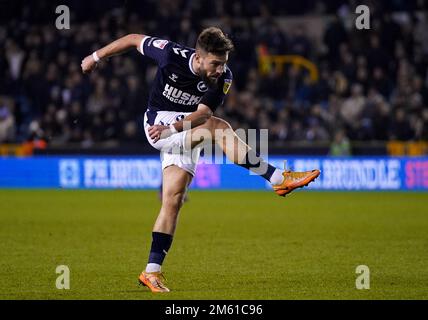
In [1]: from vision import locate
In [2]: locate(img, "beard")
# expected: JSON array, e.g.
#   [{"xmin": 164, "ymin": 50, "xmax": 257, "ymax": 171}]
[{"xmin": 199, "ymin": 70, "xmax": 219, "ymax": 88}]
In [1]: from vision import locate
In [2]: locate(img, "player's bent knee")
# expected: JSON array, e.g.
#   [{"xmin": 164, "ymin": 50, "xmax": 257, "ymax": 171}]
[
  {"xmin": 208, "ymin": 117, "xmax": 231, "ymax": 133},
  {"xmin": 162, "ymin": 190, "xmax": 186, "ymax": 211}
]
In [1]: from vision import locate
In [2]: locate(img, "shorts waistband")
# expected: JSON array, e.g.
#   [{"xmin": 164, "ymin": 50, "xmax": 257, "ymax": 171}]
[{"xmin": 145, "ymin": 110, "xmax": 158, "ymax": 126}]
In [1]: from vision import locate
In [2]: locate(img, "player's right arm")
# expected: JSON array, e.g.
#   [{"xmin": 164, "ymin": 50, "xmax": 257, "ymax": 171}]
[{"xmin": 81, "ymin": 34, "xmax": 145, "ymax": 73}]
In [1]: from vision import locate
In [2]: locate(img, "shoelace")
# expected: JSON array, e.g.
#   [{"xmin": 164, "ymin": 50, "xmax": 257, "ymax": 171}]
[
  {"xmin": 148, "ymin": 273, "xmax": 167, "ymax": 289},
  {"xmin": 285, "ymin": 171, "xmax": 310, "ymax": 181}
]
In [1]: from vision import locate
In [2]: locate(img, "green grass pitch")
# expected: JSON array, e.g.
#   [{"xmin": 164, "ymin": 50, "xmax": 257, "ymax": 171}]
[{"xmin": 0, "ymin": 190, "xmax": 427, "ymax": 300}]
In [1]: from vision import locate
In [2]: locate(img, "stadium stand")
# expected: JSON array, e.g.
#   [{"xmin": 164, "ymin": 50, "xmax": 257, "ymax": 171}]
[{"xmin": 1, "ymin": 0, "xmax": 428, "ymax": 154}]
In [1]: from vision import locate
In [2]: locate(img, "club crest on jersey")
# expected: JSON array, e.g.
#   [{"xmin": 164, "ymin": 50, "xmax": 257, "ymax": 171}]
[
  {"xmin": 153, "ymin": 39, "xmax": 168, "ymax": 50},
  {"xmin": 197, "ymin": 81, "xmax": 208, "ymax": 92},
  {"xmin": 223, "ymin": 79, "xmax": 232, "ymax": 94}
]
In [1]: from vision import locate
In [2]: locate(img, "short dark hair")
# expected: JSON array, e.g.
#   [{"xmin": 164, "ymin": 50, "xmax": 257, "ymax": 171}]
[{"xmin": 196, "ymin": 27, "xmax": 234, "ymax": 55}]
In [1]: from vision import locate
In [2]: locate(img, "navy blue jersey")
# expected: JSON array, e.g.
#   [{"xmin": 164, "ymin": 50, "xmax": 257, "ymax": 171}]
[{"xmin": 140, "ymin": 36, "xmax": 233, "ymax": 113}]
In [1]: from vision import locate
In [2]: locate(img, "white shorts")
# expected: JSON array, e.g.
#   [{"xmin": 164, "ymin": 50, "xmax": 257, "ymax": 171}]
[{"xmin": 143, "ymin": 110, "xmax": 201, "ymax": 176}]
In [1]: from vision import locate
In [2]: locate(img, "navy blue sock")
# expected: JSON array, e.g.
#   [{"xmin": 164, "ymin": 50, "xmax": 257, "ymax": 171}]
[
  {"xmin": 148, "ymin": 232, "xmax": 173, "ymax": 265},
  {"xmin": 238, "ymin": 149, "xmax": 276, "ymax": 182}
]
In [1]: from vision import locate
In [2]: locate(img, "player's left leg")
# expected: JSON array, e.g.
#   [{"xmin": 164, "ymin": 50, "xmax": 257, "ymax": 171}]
[
  {"xmin": 186, "ymin": 116, "xmax": 320, "ymax": 196},
  {"xmin": 139, "ymin": 165, "xmax": 193, "ymax": 292}
]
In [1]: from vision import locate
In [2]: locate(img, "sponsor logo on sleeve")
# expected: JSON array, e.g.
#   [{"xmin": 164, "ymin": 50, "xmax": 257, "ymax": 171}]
[
  {"xmin": 223, "ymin": 79, "xmax": 232, "ymax": 94},
  {"xmin": 153, "ymin": 39, "xmax": 169, "ymax": 50}
]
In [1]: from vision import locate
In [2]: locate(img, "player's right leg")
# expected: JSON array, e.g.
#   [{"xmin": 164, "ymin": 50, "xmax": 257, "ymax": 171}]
[
  {"xmin": 139, "ymin": 165, "xmax": 192, "ymax": 292},
  {"xmin": 185, "ymin": 116, "xmax": 320, "ymax": 196},
  {"xmin": 140, "ymin": 111, "xmax": 196, "ymax": 292}
]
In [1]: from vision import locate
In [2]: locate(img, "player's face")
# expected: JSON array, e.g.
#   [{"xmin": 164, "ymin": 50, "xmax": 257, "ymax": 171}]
[{"xmin": 197, "ymin": 51, "xmax": 228, "ymax": 86}]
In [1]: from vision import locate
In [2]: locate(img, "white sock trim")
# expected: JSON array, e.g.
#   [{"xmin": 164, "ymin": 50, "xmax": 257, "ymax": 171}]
[
  {"xmin": 145, "ymin": 263, "xmax": 161, "ymax": 273},
  {"xmin": 270, "ymin": 169, "xmax": 284, "ymax": 185}
]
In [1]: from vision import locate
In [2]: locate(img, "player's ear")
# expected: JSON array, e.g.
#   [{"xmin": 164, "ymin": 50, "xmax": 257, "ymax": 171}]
[
  {"xmin": 195, "ymin": 48, "xmax": 207, "ymax": 62},
  {"xmin": 194, "ymin": 50, "xmax": 201, "ymax": 62}
]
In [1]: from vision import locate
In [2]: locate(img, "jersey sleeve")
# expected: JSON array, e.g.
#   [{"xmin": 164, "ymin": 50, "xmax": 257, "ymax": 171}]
[
  {"xmin": 200, "ymin": 67, "xmax": 233, "ymax": 112},
  {"xmin": 139, "ymin": 36, "xmax": 174, "ymax": 66}
]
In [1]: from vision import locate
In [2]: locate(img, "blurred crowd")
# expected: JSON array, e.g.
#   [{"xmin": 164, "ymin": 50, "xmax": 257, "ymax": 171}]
[{"xmin": 1, "ymin": 0, "xmax": 428, "ymax": 147}]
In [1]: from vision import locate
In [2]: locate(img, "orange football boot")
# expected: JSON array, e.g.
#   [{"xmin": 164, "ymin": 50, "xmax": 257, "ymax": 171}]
[
  {"xmin": 138, "ymin": 271, "xmax": 170, "ymax": 293},
  {"xmin": 273, "ymin": 169, "xmax": 320, "ymax": 197}
]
